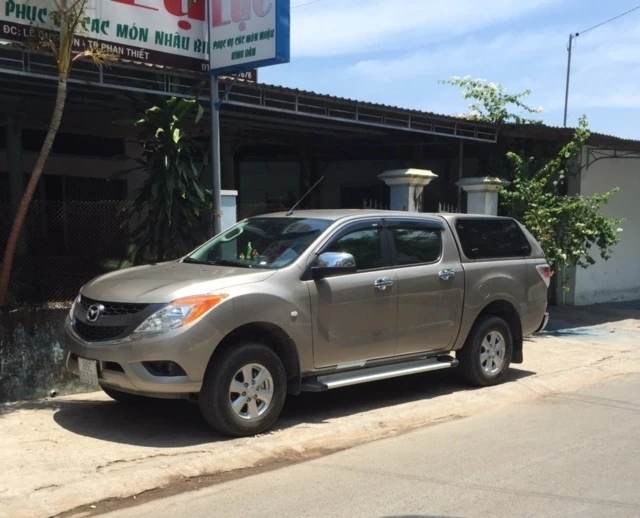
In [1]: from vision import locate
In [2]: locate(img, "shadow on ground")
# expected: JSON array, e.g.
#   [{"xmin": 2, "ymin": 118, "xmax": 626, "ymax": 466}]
[
  {"xmin": 10, "ymin": 368, "xmax": 535, "ymax": 448},
  {"xmin": 547, "ymin": 300, "xmax": 640, "ymax": 331}
]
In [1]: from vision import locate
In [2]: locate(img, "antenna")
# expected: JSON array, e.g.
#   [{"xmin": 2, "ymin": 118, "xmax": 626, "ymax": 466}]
[{"xmin": 286, "ymin": 176, "xmax": 324, "ymax": 216}]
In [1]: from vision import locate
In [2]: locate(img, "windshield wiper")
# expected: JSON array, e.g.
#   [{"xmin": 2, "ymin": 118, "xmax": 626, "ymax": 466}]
[
  {"xmin": 182, "ymin": 257, "xmax": 249, "ymax": 267},
  {"xmin": 207, "ymin": 258, "xmax": 252, "ymax": 268},
  {"xmin": 182, "ymin": 257, "xmax": 208, "ymax": 265}
]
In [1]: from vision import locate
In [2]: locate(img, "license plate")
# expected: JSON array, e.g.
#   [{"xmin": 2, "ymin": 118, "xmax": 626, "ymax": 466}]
[{"xmin": 78, "ymin": 357, "xmax": 100, "ymax": 388}]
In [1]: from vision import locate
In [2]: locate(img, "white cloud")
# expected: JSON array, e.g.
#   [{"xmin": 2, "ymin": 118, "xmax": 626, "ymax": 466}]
[
  {"xmin": 339, "ymin": 16, "xmax": 640, "ymax": 123},
  {"xmin": 290, "ymin": 0, "xmax": 559, "ymax": 57},
  {"xmin": 346, "ymin": 28, "xmax": 564, "ymax": 83}
]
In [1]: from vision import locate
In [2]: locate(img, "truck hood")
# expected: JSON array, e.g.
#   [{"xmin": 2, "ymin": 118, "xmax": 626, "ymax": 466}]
[{"xmin": 81, "ymin": 261, "xmax": 276, "ymax": 303}]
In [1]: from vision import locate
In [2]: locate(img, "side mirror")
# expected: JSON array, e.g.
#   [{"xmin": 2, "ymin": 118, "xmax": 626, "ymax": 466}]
[{"xmin": 312, "ymin": 252, "xmax": 357, "ymax": 279}]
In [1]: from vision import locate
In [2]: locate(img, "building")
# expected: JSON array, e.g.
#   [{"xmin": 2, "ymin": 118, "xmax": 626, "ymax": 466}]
[{"xmin": 1, "ymin": 45, "xmax": 640, "ymax": 306}]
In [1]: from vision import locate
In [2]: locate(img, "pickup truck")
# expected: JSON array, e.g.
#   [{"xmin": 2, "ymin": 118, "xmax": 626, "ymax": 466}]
[{"xmin": 65, "ymin": 210, "xmax": 550, "ymax": 437}]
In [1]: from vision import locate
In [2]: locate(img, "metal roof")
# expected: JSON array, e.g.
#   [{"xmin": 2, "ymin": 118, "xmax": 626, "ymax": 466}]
[
  {"xmin": 256, "ymin": 209, "xmax": 447, "ymax": 221},
  {"xmin": 1, "ymin": 44, "xmax": 638, "ymax": 149},
  {"xmin": 499, "ymin": 123, "xmax": 640, "ymax": 150},
  {"xmin": 0, "ymin": 45, "xmax": 497, "ymax": 143}
]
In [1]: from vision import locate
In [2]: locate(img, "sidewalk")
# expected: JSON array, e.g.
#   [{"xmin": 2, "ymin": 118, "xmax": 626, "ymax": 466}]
[{"xmin": 2, "ymin": 303, "xmax": 640, "ymax": 518}]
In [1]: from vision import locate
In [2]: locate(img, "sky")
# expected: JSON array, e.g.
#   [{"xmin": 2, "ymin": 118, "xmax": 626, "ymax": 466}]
[{"xmin": 259, "ymin": 0, "xmax": 640, "ymax": 140}]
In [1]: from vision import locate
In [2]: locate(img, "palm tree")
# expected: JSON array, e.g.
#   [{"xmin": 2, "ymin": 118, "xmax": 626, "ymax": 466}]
[{"xmin": 0, "ymin": 0, "xmax": 117, "ymax": 307}]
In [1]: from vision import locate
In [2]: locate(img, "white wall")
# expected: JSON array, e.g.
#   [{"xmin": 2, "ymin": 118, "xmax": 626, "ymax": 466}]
[{"xmin": 572, "ymin": 146, "xmax": 640, "ymax": 305}]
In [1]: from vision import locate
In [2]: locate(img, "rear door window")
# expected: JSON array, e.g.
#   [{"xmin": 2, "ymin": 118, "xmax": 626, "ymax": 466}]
[
  {"xmin": 455, "ymin": 218, "xmax": 532, "ymax": 260},
  {"xmin": 387, "ymin": 222, "xmax": 443, "ymax": 266}
]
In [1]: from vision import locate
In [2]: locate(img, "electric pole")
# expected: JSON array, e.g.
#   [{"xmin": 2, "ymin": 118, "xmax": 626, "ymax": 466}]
[
  {"xmin": 562, "ymin": 4, "xmax": 640, "ymax": 127},
  {"xmin": 563, "ymin": 33, "xmax": 578, "ymax": 127}
]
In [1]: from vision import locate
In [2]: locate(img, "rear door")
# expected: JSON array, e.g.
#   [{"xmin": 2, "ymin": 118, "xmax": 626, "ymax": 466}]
[{"xmin": 385, "ymin": 217, "xmax": 465, "ymax": 356}]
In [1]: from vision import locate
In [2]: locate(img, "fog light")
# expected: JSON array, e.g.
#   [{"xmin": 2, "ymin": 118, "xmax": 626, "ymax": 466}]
[{"xmin": 142, "ymin": 361, "xmax": 187, "ymax": 377}]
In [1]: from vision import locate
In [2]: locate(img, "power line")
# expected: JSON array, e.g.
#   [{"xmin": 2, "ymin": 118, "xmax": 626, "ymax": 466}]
[
  {"xmin": 578, "ymin": 3, "xmax": 640, "ymax": 35},
  {"xmin": 292, "ymin": 0, "xmax": 323, "ymax": 8}
]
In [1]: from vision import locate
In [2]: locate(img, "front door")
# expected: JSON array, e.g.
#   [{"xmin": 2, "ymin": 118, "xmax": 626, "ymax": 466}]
[
  {"xmin": 308, "ymin": 220, "xmax": 398, "ymax": 368},
  {"xmin": 384, "ymin": 218, "xmax": 465, "ymax": 356}
]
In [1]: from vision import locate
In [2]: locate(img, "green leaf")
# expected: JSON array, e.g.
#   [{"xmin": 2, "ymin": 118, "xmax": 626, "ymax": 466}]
[
  {"xmin": 193, "ymin": 181, "xmax": 205, "ymax": 201},
  {"xmin": 195, "ymin": 104, "xmax": 205, "ymax": 124}
]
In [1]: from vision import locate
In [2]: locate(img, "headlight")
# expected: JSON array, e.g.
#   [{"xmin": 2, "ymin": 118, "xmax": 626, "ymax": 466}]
[
  {"xmin": 133, "ymin": 294, "xmax": 227, "ymax": 335},
  {"xmin": 69, "ymin": 293, "xmax": 81, "ymax": 320}
]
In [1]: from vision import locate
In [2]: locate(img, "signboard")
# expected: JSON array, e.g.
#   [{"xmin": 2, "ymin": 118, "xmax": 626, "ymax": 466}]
[
  {"xmin": 0, "ymin": 0, "xmax": 278, "ymax": 79},
  {"xmin": 208, "ymin": 0, "xmax": 290, "ymax": 75}
]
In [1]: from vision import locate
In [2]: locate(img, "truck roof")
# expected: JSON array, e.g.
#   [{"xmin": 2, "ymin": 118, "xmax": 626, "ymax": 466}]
[{"xmin": 253, "ymin": 209, "xmax": 508, "ymax": 222}]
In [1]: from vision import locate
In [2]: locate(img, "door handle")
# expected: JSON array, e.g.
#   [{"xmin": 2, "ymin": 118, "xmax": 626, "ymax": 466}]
[
  {"xmin": 439, "ymin": 269, "xmax": 455, "ymax": 281},
  {"xmin": 374, "ymin": 278, "xmax": 394, "ymax": 291}
]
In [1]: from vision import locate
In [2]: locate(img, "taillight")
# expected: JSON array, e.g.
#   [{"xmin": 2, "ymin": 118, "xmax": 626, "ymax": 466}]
[{"xmin": 536, "ymin": 264, "xmax": 551, "ymax": 287}]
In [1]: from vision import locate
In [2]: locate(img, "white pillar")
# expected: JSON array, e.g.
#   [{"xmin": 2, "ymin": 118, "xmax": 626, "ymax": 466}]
[
  {"xmin": 378, "ymin": 168, "xmax": 438, "ymax": 212},
  {"xmin": 456, "ymin": 177, "xmax": 510, "ymax": 215},
  {"xmin": 221, "ymin": 190, "xmax": 238, "ymax": 230}
]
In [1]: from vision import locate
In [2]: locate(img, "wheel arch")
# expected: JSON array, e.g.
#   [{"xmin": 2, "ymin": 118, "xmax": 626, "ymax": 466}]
[
  {"xmin": 208, "ymin": 322, "xmax": 302, "ymax": 395},
  {"xmin": 470, "ymin": 300, "xmax": 523, "ymax": 363}
]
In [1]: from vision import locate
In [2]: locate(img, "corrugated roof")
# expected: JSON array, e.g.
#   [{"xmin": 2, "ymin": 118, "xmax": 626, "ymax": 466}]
[
  {"xmin": 2, "ymin": 41, "xmax": 638, "ymax": 148},
  {"xmin": 217, "ymin": 75, "xmax": 486, "ymax": 126},
  {"xmin": 213, "ymin": 73, "xmax": 640, "ymax": 148},
  {"xmin": 501, "ymin": 123, "xmax": 640, "ymax": 150}
]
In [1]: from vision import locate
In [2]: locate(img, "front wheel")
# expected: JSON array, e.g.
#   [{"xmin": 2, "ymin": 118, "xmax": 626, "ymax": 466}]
[
  {"xmin": 199, "ymin": 342, "xmax": 287, "ymax": 437},
  {"xmin": 457, "ymin": 315, "xmax": 513, "ymax": 387}
]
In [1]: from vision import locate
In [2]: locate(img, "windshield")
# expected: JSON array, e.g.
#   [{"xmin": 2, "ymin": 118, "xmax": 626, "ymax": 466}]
[{"xmin": 185, "ymin": 217, "xmax": 332, "ymax": 269}]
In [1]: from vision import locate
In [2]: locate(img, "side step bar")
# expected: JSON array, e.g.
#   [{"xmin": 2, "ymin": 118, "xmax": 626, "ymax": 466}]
[{"xmin": 301, "ymin": 355, "xmax": 458, "ymax": 392}]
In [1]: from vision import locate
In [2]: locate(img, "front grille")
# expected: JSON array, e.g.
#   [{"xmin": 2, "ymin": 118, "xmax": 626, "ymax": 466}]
[
  {"xmin": 74, "ymin": 320, "xmax": 127, "ymax": 342},
  {"xmin": 80, "ymin": 296, "xmax": 148, "ymax": 316}
]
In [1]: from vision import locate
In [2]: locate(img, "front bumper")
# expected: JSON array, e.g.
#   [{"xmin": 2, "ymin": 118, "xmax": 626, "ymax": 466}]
[{"xmin": 64, "ymin": 318, "xmax": 225, "ymax": 397}]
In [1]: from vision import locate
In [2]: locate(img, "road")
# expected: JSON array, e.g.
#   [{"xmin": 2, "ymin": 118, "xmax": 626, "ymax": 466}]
[{"xmin": 103, "ymin": 373, "xmax": 640, "ymax": 518}]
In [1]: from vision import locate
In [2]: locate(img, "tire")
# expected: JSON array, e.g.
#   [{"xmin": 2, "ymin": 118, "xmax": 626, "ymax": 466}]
[
  {"xmin": 102, "ymin": 386, "xmax": 153, "ymax": 405},
  {"xmin": 199, "ymin": 342, "xmax": 287, "ymax": 437},
  {"xmin": 457, "ymin": 315, "xmax": 513, "ymax": 387}
]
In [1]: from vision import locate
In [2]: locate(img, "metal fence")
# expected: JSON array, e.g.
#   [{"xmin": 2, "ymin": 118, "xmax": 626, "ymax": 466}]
[
  {"xmin": 237, "ymin": 202, "xmax": 288, "ymax": 221},
  {"xmin": 438, "ymin": 202, "xmax": 459, "ymax": 213},
  {"xmin": 0, "ymin": 201, "xmax": 132, "ymax": 306},
  {"xmin": 363, "ymin": 199, "xmax": 389, "ymax": 210}
]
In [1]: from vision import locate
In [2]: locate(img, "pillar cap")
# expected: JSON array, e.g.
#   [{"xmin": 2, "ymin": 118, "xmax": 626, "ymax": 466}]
[
  {"xmin": 378, "ymin": 168, "xmax": 438, "ymax": 187},
  {"xmin": 456, "ymin": 176, "xmax": 510, "ymax": 192}
]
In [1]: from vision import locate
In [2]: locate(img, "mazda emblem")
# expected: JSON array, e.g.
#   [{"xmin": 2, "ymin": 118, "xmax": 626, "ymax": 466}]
[{"xmin": 86, "ymin": 304, "xmax": 105, "ymax": 323}]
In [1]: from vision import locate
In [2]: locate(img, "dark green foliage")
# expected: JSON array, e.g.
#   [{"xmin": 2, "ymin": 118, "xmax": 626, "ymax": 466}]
[
  {"xmin": 500, "ymin": 116, "xmax": 622, "ymax": 276},
  {"xmin": 117, "ymin": 96, "xmax": 214, "ymax": 263}
]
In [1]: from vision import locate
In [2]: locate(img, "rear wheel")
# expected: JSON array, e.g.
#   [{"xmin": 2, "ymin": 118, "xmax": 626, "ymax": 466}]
[
  {"xmin": 458, "ymin": 315, "xmax": 513, "ymax": 387},
  {"xmin": 102, "ymin": 386, "xmax": 153, "ymax": 405},
  {"xmin": 199, "ymin": 342, "xmax": 287, "ymax": 437}
]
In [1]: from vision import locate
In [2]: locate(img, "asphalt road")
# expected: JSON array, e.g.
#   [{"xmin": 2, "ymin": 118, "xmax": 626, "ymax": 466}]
[{"xmin": 103, "ymin": 373, "xmax": 640, "ymax": 518}]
